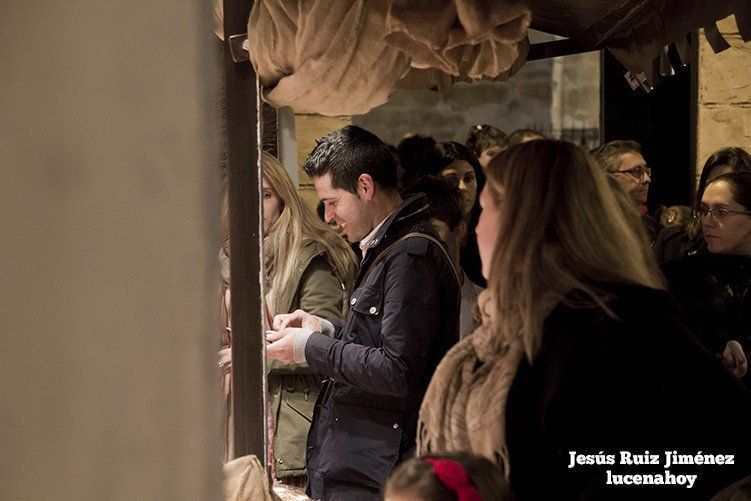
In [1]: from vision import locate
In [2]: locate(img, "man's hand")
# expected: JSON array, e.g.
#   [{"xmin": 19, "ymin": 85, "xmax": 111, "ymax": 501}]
[
  {"xmin": 266, "ymin": 327, "xmax": 301, "ymax": 365},
  {"xmin": 273, "ymin": 309, "xmax": 320, "ymax": 332}
]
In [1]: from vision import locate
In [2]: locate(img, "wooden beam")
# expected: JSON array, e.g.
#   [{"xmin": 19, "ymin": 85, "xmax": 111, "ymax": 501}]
[
  {"xmin": 223, "ymin": 0, "xmax": 266, "ymax": 463},
  {"xmin": 527, "ymin": 38, "xmax": 600, "ymax": 61}
]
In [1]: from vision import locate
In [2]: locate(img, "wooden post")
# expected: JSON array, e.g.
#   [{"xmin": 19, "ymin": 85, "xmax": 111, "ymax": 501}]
[{"xmin": 223, "ymin": 0, "xmax": 266, "ymax": 463}]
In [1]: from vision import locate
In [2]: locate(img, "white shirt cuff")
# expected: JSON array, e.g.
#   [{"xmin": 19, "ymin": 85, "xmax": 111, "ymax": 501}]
[
  {"xmin": 317, "ymin": 317, "xmax": 335, "ymax": 337},
  {"xmin": 294, "ymin": 328, "xmax": 313, "ymax": 364}
]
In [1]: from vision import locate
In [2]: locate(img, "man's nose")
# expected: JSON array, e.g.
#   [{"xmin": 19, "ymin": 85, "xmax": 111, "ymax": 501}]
[
  {"xmin": 639, "ymin": 170, "xmax": 652, "ymax": 184},
  {"xmin": 324, "ymin": 205, "xmax": 335, "ymax": 223}
]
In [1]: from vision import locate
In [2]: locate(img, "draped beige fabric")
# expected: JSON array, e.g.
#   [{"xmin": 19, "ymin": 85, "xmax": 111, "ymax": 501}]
[
  {"xmin": 223, "ymin": 455, "xmax": 279, "ymax": 501},
  {"xmin": 247, "ymin": 0, "xmax": 531, "ymax": 115},
  {"xmin": 384, "ymin": 0, "xmax": 531, "ymax": 79},
  {"xmin": 241, "ymin": 0, "xmax": 751, "ymax": 114}
]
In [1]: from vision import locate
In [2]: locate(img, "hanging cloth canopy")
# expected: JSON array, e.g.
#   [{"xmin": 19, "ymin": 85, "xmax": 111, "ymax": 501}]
[
  {"xmin": 242, "ymin": 0, "xmax": 750, "ymax": 115},
  {"xmin": 246, "ymin": 0, "xmax": 531, "ymax": 115}
]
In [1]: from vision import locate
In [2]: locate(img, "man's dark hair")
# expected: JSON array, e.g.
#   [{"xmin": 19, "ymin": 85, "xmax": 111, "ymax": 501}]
[
  {"xmin": 590, "ymin": 140, "xmax": 642, "ymax": 173},
  {"xmin": 465, "ymin": 124, "xmax": 509, "ymax": 157},
  {"xmin": 397, "ymin": 134, "xmax": 437, "ymax": 188},
  {"xmin": 303, "ymin": 125, "xmax": 397, "ymax": 193},
  {"xmin": 403, "ymin": 175, "xmax": 464, "ymax": 230}
]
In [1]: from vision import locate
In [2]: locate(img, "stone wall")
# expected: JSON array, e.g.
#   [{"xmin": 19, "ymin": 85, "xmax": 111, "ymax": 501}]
[
  {"xmin": 287, "ymin": 35, "xmax": 601, "ymax": 209},
  {"xmin": 353, "ymin": 38, "xmax": 600, "ymax": 150},
  {"xmin": 697, "ymin": 15, "xmax": 751, "ymax": 174},
  {"xmin": 352, "ymin": 59, "xmax": 556, "ymax": 146}
]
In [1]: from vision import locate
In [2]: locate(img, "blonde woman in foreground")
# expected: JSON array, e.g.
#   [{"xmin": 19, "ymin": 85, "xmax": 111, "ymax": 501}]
[
  {"xmin": 262, "ymin": 151, "xmax": 357, "ymax": 487},
  {"xmin": 223, "ymin": 152, "xmax": 357, "ymax": 486},
  {"xmin": 417, "ymin": 140, "xmax": 751, "ymax": 500}
]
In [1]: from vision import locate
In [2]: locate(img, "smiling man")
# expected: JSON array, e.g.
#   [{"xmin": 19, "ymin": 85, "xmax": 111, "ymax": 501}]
[{"xmin": 266, "ymin": 125, "xmax": 460, "ymax": 501}]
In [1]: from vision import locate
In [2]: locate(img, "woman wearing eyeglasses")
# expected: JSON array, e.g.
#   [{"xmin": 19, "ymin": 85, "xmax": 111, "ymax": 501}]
[
  {"xmin": 418, "ymin": 140, "xmax": 751, "ymax": 499},
  {"xmin": 664, "ymin": 171, "xmax": 751, "ymax": 382},
  {"xmin": 655, "ymin": 147, "xmax": 751, "ymax": 263}
]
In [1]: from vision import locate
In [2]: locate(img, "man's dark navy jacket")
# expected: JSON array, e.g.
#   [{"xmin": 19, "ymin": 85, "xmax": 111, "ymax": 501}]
[{"xmin": 304, "ymin": 193, "xmax": 460, "ymax": 500}]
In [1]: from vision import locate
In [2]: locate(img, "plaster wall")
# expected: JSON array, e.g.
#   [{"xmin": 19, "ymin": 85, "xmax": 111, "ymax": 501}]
[{"xmin": 353, "ymin": 41, "xmax": 600, "ymax": 149}]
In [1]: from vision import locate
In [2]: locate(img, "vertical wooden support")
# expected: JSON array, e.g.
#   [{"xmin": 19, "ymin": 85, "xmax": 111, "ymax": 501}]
[
  {"xmin": 261, "ymin": 102, "xmax": 279, "ymax": 156},
  {"xmin": 223, "ymin": 0, "xmax": 266, "ymax": 463},
  {"xmin": 689, "ymin": 31, "xmax": 699, "ymax": 199}
]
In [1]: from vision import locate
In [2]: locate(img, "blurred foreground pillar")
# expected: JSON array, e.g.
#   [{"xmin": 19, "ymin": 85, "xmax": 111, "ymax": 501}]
[{"xmin": 0, "ymin": 1, "xmax": 220, "ymax": 499}]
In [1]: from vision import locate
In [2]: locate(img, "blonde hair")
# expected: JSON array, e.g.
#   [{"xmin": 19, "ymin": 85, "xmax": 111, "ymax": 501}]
[
  {"xmin": 484, "ymin": 140, "xmax": 664, "ymax": 359},
  {"xmin": 262, "ymin": 151, "xmax": 357, "ymax": 312}
]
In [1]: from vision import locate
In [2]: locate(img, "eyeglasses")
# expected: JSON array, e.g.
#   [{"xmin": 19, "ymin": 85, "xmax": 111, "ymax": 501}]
[
  {"xmin": 695, "ymin": 207, "xmax": 751, "ymax": 221},
  {"xmin": 614, "ymin": 166, "xmax": 651, "ymax": 181}
]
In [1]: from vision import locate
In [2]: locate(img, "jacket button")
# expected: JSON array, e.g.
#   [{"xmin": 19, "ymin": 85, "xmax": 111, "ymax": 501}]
[
  {"xmin": 335, "ymin": 417, "xmax": 339, "ymax": 422},
  {"xmin": 277, "ymin": 459, "xmax": 283, "ymax": 464},
  {"xmin": 351, "ymin": 298, "xmax": 357, "ymax": 305},
  {"xmin": 393, "ymin": 423, "xmax": 399, "ymax": 429},
  {"xmin": 369, "ymin": 306, "xmax": 378, "ymax": 314}
]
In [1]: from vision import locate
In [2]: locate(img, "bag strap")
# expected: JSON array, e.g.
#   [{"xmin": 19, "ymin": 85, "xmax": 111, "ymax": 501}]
[{"xmin": 360, "ymin": 232, "xmax": 461, "ymax": 287}]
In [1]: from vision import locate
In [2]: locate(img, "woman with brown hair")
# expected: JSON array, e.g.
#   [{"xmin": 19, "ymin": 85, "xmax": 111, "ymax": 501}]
[
  {"xmin": 664, "ymin": 171, "xmax": 751, "ymax": 382},
  {"xmin": 655, "ymin": 146, "xmax": 751, "ymax": 263},
  {"xmin": 418, "ymin": 141, "xmax": 486, "ymax": 287},
  {"xmin": 418, "ymin": 140, "xmax": 751, "ymax": 500}
]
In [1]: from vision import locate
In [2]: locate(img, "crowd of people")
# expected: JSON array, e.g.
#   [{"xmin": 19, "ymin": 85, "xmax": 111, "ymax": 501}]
[{"xmin": 222, "ymin": 123, "xmax": 751, "ymax": 500}]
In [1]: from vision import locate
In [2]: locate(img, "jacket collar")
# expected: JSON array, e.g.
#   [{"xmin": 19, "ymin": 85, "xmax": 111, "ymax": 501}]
[
  {"xmin": 361, "ymin": 193, "xmax": 430, "ymax": 250},
  {"xmin": 353, "ymin": 194, "xmax": 431, "ymax": 290}
]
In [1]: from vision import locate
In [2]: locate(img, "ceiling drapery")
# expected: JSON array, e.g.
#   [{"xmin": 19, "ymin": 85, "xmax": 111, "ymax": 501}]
[
  {"xmin": 243, "ymin": 0, "xmax": 750, "ymax": 115},
  {"xmin": 247, "ymin": 0, "xmax": 531, "ymax": 115}
]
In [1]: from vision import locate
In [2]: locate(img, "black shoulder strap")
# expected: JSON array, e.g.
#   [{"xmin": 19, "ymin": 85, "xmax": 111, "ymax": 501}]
[{"xmin": 360, "ymin": 232, "xmax": 461, "ymax": 287}]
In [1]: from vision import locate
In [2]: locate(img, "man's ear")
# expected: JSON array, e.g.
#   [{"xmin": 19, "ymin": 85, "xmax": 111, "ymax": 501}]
[
  {"xmin": 357, "ymin": 174, "xmax": 376, "ymax": 202},
  {"xmin": 456, "ymin": 220, "xmax": 467, "ymax": 242}
]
